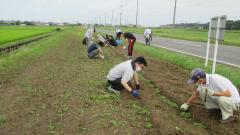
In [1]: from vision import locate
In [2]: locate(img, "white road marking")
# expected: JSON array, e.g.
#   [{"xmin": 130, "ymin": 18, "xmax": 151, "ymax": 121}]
[{"xmin": 137, "ymin": 41, "xmax": 240, "ymax": 68}]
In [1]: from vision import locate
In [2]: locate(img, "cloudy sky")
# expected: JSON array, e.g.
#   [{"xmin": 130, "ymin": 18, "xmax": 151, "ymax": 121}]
[{"xmin": 1, "ymin": 0, "xmax": 239, "ymax": 26}]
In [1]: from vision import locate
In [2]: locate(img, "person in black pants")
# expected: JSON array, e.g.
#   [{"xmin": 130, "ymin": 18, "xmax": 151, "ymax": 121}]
[
  {"xmin": 118, "ymin": 32, "xmax": 136, "ymax": 57},
  {"xmin": 106, "ymin": 57, "xmax": 147, "ymax": 97}
]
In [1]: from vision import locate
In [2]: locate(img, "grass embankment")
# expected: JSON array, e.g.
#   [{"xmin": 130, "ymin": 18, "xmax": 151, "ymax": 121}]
[
  {"xmin": 102, "ymin": 27, "xmax": 240, "ymax": 47},
  {"xmin": 134, "ymin": 43, "xmax": 240, "ymax": 88},
  {"xmin": 0, "ymin": 26, "xmax": 58, "ymax": 46},
  {"xmin": 0, "ymin": 27, "xmax": 69, "ymax": 70}
]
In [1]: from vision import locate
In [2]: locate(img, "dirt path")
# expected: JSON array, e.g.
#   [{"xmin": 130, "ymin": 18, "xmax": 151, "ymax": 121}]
[{"xmin": 0, "ymin": 28, "xmax": 157, "ymax": 135}]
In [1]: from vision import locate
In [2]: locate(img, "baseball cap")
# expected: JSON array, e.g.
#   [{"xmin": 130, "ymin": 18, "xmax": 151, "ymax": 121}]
[{"xmin": 187, "ymin": 68, "xmax": 206, "ymax": 85}]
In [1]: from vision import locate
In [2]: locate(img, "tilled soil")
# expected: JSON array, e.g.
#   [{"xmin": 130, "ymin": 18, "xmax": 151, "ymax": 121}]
[{"xmin": 0, "ymin": 28, "xmax": 239, "ymax": 135}]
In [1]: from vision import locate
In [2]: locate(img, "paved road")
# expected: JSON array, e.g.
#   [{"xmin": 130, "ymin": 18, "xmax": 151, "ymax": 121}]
[{"xmin": 99, "ymin": 29, "xmax": 240, "ymax": 68}]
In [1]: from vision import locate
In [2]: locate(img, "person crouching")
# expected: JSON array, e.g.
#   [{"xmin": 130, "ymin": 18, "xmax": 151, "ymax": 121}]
[{"xmin": 87, "ymin": 41, "xmax": 105, "ymax": 60}]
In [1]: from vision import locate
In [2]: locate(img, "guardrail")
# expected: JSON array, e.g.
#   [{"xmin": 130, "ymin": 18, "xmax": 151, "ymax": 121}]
[{"xmin": 0, "ymin": 32, "xmax": 54, "ymax": 54}]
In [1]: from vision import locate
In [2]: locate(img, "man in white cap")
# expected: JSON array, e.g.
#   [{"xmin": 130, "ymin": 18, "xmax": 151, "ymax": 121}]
[{"xmin": 180, "ymin": 68, "xmax": 240, "ymax": 123}]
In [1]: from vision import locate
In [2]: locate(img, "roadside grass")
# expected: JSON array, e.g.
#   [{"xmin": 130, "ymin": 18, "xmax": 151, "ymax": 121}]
[
  {"xmin": 0, "ymin": 26, "xmax": 59, "ymax": 46},
  {"xmin": 101, "ymin": 27, "xmax": 240, "ymax": 47},
  {"xmin": 0, "ymin": 28, "xmax": 71, "ymax": 71},
  {"xmin": 135, "ymin": 43, "xmax": 240, "ymax": 88}
]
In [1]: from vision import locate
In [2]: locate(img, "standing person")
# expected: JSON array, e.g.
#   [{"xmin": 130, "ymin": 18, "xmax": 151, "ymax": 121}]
[
  {"xmin": 180, "ymin": 68, "xmax": 240, "ymax": 123},
  {"xmin": 144, "ymin": 27, "xmax": 152, "ymax": 45},
  {"xmin": 87, "ymin": 41, "xmax": 105, "ymax": 59},
  {"xmin": 118, "ymin": 32, "xmax": 136, "ymax": 57},
  {"xmin": 106, "ymin": 56, "xmax": 147, "ymax": 97},
  {"xmin": 115, "ymin": 26, "xmax": 122, "ymax": 40},
  {"xmin": 82, "ymin": 27, "xmax": 96, "ymax": 46}
]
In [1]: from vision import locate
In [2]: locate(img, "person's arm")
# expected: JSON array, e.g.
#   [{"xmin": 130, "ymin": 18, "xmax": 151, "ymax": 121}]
[
  {"xmin": 98, "ymin": 48, "xmax": 104, "ymax": 59},
  {"xmin": 133, "ymin": 72, "xmax": 139, "ymax": 86},
  {"xmin": 121, "ymin": 80, "xmax": 132, "ymax": 92},
  {"xmin": 212, "ymin": 89, "xmax": 231, "ymax": 97},
  {"xmin": 186, "ymin": 89, "xmax": 199, "ymax": 105}
]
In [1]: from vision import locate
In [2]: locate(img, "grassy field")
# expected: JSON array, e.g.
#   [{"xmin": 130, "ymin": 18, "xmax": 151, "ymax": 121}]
[
  {"xmin": 103, "ymin": 27, "xmax": 240, "ymax": 47},
  {"xmin": 0, "ymin": 27, "xmax": 69, "ymax": 70},
  {"xmin": 0, "ymin": 26, "xmax": 57, "ymax": 46}
]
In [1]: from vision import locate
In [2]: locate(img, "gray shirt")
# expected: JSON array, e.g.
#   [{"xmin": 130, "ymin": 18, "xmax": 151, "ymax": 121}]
[{"xmin": 107, "ymin": 60, "xmax": 135, "ymax": 82}]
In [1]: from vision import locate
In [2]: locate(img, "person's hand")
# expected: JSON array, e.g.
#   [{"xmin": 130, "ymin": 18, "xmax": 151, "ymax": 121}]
[
  {"xmin": 135, "ymin": 84, "xmax": 140, "ymax": 90},
  {"xmin": 100, "ymin": 55, "xmax": 104, "ymax": 59},
  {"xmin": 204, "ymin": 88, "xmax": 214, "ymax": 96},
  {"xmin": 123, "ymin": 45, "xmax": 127, "ymax": 50},
  {"xmin": 131, "ymin": 89, "xmax": 139, "ymax": 97},
  {"xmin": 180, "ymin": 103, "xmax": 189, "ymax": 111}
]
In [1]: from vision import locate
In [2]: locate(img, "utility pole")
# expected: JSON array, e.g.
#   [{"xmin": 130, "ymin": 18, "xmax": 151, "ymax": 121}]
[
  {"xmin": 136, "ymin": 0, "xmax": 139, "ymax": 27},
  {"xmin": 105, "ymin": 15, "xmax": 107, "ymax": 27},
  {"xmin": 120, "ymin": 5, "xmax": 123, "ymax": 26},
  {"xmin": 173, "ymin": 0, "xmax": 177, "ymax": 28},
  {"xmin": 111, "ymin": 10, "xmax": 114, "ymax": 26}
]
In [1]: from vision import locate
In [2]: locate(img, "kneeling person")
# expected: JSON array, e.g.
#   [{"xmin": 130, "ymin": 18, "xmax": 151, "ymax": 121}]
[
  {"xmin": 87, "ymin": 42, "xmax": 105, "ymax": 59},
  {"xmin": 180, "ymin": 68, "xmax": 240, "ymax": 123},
  {"xmin": 107, "ymin": 57, "xmax": 147, "ymax": 97}
]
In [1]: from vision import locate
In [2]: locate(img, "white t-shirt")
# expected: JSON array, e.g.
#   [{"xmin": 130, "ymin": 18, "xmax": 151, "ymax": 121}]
[
  {"xmin": 107, "ymin": 60, "xmax": 135, "ymax": 82},
  {"xmin": 84, "ymin": 28, "xmax": 94, "ymax": 38},
  {"xmin": 116, "ymin": 28, "xmax": 121, "ymax": 33},
  {"xmin": 144, "ymin": 29, "xmax": 152, "ymax": 36},
  {"xmin": 197, "ymin": 74, "xmax": 240, "ymax": 102}
]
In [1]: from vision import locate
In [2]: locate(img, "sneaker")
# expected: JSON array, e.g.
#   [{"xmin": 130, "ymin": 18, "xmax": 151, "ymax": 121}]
[
  {"xmin": 108, "ymin": 86, "xmax": 120, "ymax": 94},
  {"xmin": 219, "ymin": 116, "xmax": 234, "ymax": 123},
  {"xmin": 235, "ymin": 101, "xmax": 240, "ymax": 109}
]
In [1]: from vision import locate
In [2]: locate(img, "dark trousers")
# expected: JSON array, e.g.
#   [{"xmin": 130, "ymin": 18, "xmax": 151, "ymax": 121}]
[
  {"xmin": 128, "ymin": 38, "xmax": 136, "ymax": 56},
  {"xmin": 108, "ymin": 78, "xmax": 123, "ymax": 91}
]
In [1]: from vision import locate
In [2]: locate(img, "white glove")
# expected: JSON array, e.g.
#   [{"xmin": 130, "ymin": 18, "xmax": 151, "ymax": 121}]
[
  {"xmin": 180, "ymin": 103, "xmax": 189, "ymax": 111},
  {"xmin": 204, "ymin": 88, "xmax": 214, "ymax": 96},
  {"xmin": 123, "ymin": 46, "xmax": 127, "ymax": 50}
]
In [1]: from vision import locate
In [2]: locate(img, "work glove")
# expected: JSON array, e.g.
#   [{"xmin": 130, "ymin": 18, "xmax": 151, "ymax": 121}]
[
  {"xmin": 131, "ymin": 89, "xmax": 139, "ymax": 97},
  {"xmin": 204, "ymin": 88, "xmax": 214, "ymax": 96},
  {"xmin": 135, "ymin": 84, "xmax": 140, "ymax": 90},
  {"xmin": 180, "ymin": 103, "xmax": 189, "ymax": 111}
]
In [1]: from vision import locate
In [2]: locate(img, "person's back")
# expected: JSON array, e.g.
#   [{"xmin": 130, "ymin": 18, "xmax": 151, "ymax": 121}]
[
  {"xmin": 107, "ymin": 60, "xmax": 134, "ymax": 82},
  {"xmin": 87, "ymin": 44, "xmax": 99, "ymax": 53},
  {"xmin": 116, "ymin": 27, "xmax": 121, "ymax": 33},
  {"xmin": 144, "ymin": 28, "xmax": 151, "ymax": 36},
  {"xmin": 84, "ymin": 28, "xmax": 95, "ymax": 38},
  {"xmin": 209, "ymin": 74, "xmax": 240, "ymax": 99}
]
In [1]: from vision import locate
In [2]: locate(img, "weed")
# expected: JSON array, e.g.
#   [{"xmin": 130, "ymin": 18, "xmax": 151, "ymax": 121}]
[
  {"xmin": 179, "ymin": 112, "xmax": 192, "ymax": 120},
  {"xmin": 144, "ymin": 122, "xmax": 153, "ymax": 129},
  {"xmin": 194, "ymin": 122, "xmax": 207, "ymax": 129},
  {"xmin": 90, "ymin": 94, "xmax": 119, "ymax": 103},
  {"xmin": 110, "ymin": 120, "xmax": 122, "ymax": 126},
  {"xmin": 48, "ymin": 121, "xmax": 56, "ymax": 134},
  {"xmin": 0, "ymin": 115, "xmax": 6, "ymax": 125},
  {"xmin": 128, "ymin": 101, "xmax": 150, "ymax": 116}
]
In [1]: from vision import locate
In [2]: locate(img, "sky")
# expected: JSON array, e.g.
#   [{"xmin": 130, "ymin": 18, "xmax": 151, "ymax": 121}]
[{"xmin": 0, "ymin": 0, "xmax": 240, "ymax": 26}]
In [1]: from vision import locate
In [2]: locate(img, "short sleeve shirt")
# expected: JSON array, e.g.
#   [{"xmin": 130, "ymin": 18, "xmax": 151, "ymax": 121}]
[
  {"xmin": 107, "ymin": 60, "xmax": 135, "ymax": 82},
  {"xmin": 87, "ymin": 44, "xmax": 99, "ymax": 53},
  {"xmin": 197, "ymin": 74, "xmax": 240, "ymax": 101}
]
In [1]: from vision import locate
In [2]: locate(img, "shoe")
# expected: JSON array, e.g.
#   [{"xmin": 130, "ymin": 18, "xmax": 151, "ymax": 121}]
[
  {"xmin": 219, "ymin": 116, "xmax": 234, "ymax": 123},
  {"xmin": 108, "ymin": 86, "xmax": 120, "ymax": 94}
]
